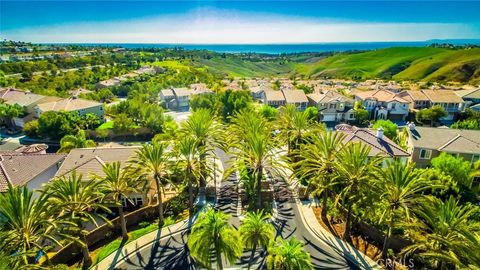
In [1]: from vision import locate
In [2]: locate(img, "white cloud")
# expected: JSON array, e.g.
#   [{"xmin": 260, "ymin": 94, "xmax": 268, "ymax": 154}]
[{"xmin": 2, "ymin": 8, "xmax": 478, "ymax": 43}]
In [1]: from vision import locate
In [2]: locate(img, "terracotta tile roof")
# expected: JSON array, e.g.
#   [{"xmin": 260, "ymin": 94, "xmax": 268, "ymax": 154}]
[
  {"xmin": 421, "ymin": 90, "xmax": 464, "ymax": 103},
  {"xmin": 0, "ymin": 88, "xmax": 46, "ymax": 107},
  {"xmin": 282, "ymin": 90, "xmax": 308, "ymax": 104},
  {"xmin": 409, "ymin": 127, "xmax": 480, "ymax": 154},
  {"xmin": 36, "ymin": 97, "xmax": 102, "ymax": 112},
  {"xmin": 307, "ymin": 90, "xmax": 352, "ymax": 104},
  {"xmin": 0, "ymin": 152, "xmax": 66, "ymax": 192},
  {"xmin": 264, "ymin": 90, "xmax": 285, "ymax": 102},
  {"xmin": 404, "ymin": 90, "xmax": 430, "ymax": 101},
  {"xmin": 55, "ymin": 146, "xmax": 140, "ymax": 180},
  {"xmin": 455, "ymin": 88, "xmax": 480, "ymax": 99},
  {"xmin": 355, "ymin": 90, "xmax": 409, "ymax": 103},
  {"xmin": 338, "ymin": 128, "xmax": 409, "ymax": 158}
]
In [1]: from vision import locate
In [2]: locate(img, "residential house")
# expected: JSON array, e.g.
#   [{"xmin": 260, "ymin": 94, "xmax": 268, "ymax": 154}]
[
  {"xmin": 398, "ymin": 90, "xmax": 431, "ymax": 110},
  {"xmin": 455, "ymin": 88, "xmax": 480, "ymax": 109},
  {"xmin": 307, "ymin": 90, "xmax": 355, "ymax": 123},
  {"xmin": 190, "ymin": 83, "xmax": 213, "ymax": 95},
  {"xmin": 0, "ymin": 148, "xmax": 66, "ymax": 193},
  {"xmin": 421, "ymin": 90, "xmax": 464, "ymax": 121},
  {"xmin": 34, "ymin": 96, "xmax": 105, "ymax": 120},
  {"xmin": 282, "ymin": 90, "xmax": 308, "ymax": 111},
  {"xmin": 55, "ymin": 146, "xmax": 150, "ymax": 209},
  {"xmin": 96, "ymin": 78, "xmax": 122, "ymax": 89},
  {"xmin": 263, "ymin": 90, "xmax": 286, "ymax": 108},
  {"xmin": 159, "ymin": 88, "xmax": 177, "ymax": 110},
  {"xmin": 336, "ymin": 124, "xmax": 410, "ymax": 166},
  {"xmin": 172, "ymin": 88, "xmax": 190, "ymax": 111},
  {"xmin": 406, "ymin": 125, "xmax": 480, "ymax": 168},
  {"xmin": 0, "ymin": 88, "xmax": 61, "ymax": 127},
  {"xmin": 354, "ymin": 89, "xmax": 409, "ymax": 121}
]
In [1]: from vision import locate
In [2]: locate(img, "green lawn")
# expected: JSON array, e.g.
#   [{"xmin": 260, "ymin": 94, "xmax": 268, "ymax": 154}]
[
  {"xmin": 97, "ymin": 121, "xmax": 114, "ymax": 130},
  {"xmin": 91, "ymin": 216, "xmax": 178, "ymax": 266}
]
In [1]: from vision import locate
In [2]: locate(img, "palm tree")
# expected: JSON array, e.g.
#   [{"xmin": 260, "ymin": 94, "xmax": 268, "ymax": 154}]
[
  {"xmin": 376, "ymin": 160, "xmax": 434, "ymax": 261},
  {"xmin": 239, "ymin": 210, "xmax": 275, "ymax": 269},
  {"xmin": 335, "ymin": 142, "xmax": 382, "ymax": 241},
  {"xmin": 0, "ymin": 186, "xmax": 63, "ymax": 267},
  {"xmin": 95, "ymin": 161, "xmax": 144, "ymax": 242},
  {"xmin": 129, "ymin": 142, "xmax": 173, "ymax": 225},
  {"xmin": 188, "ymin": 207, "xmax": 242, "ymax": 270},
  {"xmin": 228, "ymin": 110, "xmax": 283, "ymax": 210},
  {"xmin": 266, "ymin": 237, "xmax": 313, "ymax": 270},
  {"xmin": 295, "ymin": 131, "xmax": 346, "ymax": 219},
  {"xmin": 58, "ymin": 130, "xmax": 96, "ymax": 153},
  {"xmin": 180, "ymin": 108, "xmax": 224, "ymax": 188},
  {"xmin": 43, "ymin": 173, "xmax": 110, "ymax": 269},
  {"xmin": 403, "ymin": 196, "xmax": 480, "ymax": 269},
  {"xmin": 174, "ymin": 137, "xmax": 203, "ymax": 215}
]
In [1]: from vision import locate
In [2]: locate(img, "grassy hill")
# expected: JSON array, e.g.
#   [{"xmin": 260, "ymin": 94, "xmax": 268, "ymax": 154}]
[
  {"xmin": 297, "ymin": 47, "xmax": 480, "ymax": 83},
  {"xmin": 196, "ymin": 57, "xmax": 296, "ymax": 77}
]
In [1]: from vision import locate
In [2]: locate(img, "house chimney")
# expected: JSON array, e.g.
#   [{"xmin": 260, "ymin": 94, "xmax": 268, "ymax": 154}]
[{"xmin": 376, "ymin": 127, "xmax": 384, "ymax": 140}]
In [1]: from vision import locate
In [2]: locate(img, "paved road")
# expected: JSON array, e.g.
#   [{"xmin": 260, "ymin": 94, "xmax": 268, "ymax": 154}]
[
  {"xmin": 270, "ymin": 172, "xmax": 360, "ymax": 270},
  {"xmin": 113, "ymin": 148, "xmax": 359, "ymax": 269}
]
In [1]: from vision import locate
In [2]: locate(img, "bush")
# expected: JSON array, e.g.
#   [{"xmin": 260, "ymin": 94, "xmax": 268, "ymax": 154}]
[{"xmin": 23, "ymin": 120, "xmax": 39, "ymax": 137}]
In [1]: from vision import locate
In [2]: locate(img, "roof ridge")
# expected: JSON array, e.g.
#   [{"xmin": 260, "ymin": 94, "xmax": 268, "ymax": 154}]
[
  {"xmin": 437, "ymin": 133, "xmax": 479, "ymax": 151},
  {"xmin": 0, "ymin": 160, "xmax": 12, "ymax": 185},
  {"xmin": 357, "ymin": 129, "xmax": 408, "ymax": 156},
  {"xmin": 352, "ymin": 130, "xmax": 394, "ymax": 157},
  {"xmin": 57, "ymin": 156, "xmax": 98, "ymax": 177}
]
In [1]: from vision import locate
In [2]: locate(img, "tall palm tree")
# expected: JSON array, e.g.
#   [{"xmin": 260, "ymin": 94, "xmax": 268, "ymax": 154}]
[
  {"xmin": 228, "ymin": 110, "xmax": 282, "ymax": 210},
  {"xmin": 95, "ymin": 161, "xmax": 145, "ymax": 242},
  {"xmin": 295, "ymin": 131, "xmax": 346, "ymax": 219},
  {"xmin": 403, "ymin": 196, "xmax": 480, "ymax": 269},
  {"xmin": 58, "ymin": 130, "xmax": 96, "ymax": 153},
  {"xmin": 43, "ymin": 173, "xmax": 110, "ymax": 269},
  {"xmin": 188, "ymin": 207, "xmax": 242, "ymax": 270},
  {"xmin": 376, "ymin": 160, "xmax": 434, "ymax": 261},
  {"xmin": 180, "ymin": 108, "xmax": 224, "ymax": 188},
  {"xmin": 239, "ymin": 210, "xmax": 275, "ymax": 269},
  {"xmin": 129, "ymin": 142, "xmax": 173, "ymax": 225},
  {"xmin": 0, "ymin": 186, "xmax": 64, "ymax": 267},
  {"xmin": 335, "ymin": 142, "xmax": 382, "ymax": 241},
  {"xmin": 174, "ymin": 137, "xmax": 203, "ymax": 215},
  {"xmin": 266, "ymin": 237, "xmax": 313, "ymax": 270}
]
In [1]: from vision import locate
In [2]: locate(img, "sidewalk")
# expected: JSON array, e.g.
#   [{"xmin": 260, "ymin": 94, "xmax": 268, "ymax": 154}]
[{"xmin": 297, "ymin": 200, "xmax": 382, "ymax": 270}]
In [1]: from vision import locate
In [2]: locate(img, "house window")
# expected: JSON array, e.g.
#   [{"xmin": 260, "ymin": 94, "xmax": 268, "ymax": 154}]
[
  {"xmin": 329, "ymin": 104, "xmax": 336, "ymax": 109},
  {"xmin": 472, "ymin": 154, "xmax": 480, "ymax": 164},
  {"xmin": 419, "ymin": 149, "xmax": 432, "ymax": 159}
]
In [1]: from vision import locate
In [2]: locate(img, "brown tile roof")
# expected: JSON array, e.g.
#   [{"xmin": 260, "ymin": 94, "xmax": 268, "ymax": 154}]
[
  {"xmin": 0, "ymin": 88, "xmax": 46, "ymax": 107},
  {"xmin": 307, "ymin": 90, "xmax": 352, "ymax": 104},
  {"xmin": 0, "ymin": 152, "xmax": 66, "ymax": 192},
  {"xmin": 264, "ymin": 90, "xmax": 285, "ymax": 102},
  {"xmin": 36, "ymin": 97, "xmax": 102, "ymax": 112},
  {"xmin": 55, "ymin": 146, "xmax": 140, "ymax": 180},
  {"xmin": 282, "ymin": 90, "xmax": 308, "ymax": 103},
  {"xmin": 338, "ymin": 128, "xmax": 409, "ymax": 158},
  {"xmin": 409, "ymin": 127, "xmax": 480, "ymax": 154},
  {"xmin": 455, "ymin": 88, "xmax": 480, "ymax": 99},
  {"xmin": 355, "ymin": 90, "xmax": 409, "ymax": 103},
  {"xmin": 421, "ymin": 90, "xmax": 464, "ymax": 103},
  {"xmin": 404, "ymin": 90, "xmax": 430, "ymax": 101}
]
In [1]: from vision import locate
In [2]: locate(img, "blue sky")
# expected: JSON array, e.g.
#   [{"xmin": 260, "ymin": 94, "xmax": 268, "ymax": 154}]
[{"xmin": 1, "ymin": 1, "xmax": 480, "ymax": 43}]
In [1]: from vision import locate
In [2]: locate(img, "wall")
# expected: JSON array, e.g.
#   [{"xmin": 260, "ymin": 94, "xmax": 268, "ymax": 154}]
[{"xmin": 27, "ymin": 165, "xmax": 60, "ymax": 197}]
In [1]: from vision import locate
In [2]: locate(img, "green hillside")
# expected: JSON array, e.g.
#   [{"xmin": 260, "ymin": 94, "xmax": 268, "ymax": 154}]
[
  {"xmin": 196, "ymin": 57, "xmax": 295, "ymax": 77},
  {"xmin": 297, "ymin": 47, "xmax": 480, "ymax": 83}
]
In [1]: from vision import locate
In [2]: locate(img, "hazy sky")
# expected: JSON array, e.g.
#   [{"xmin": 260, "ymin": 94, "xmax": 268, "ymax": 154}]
[{"xmin": 1, "ymin": 1, "xmax": 480, "ymax": 43}]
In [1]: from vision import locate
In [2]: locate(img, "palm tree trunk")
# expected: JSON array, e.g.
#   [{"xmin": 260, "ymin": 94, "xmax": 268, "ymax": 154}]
[
  {"xmin": 188, "ymin": 167, "xmax": 194, "ymax": 215},
  {"xmin": 247, "ymin": 242, "xmax": 257, "ymax": 270},
  {"xmin": 200, "ymin": 151, "xmax": 207, "ymax": 188},
  {"xmin": 80, "ymin": 233, "xmax": 92, "ymax": 269},
  {"xmin": 321, "ymin": 192, "xmax": 328, "ymax": 220},
  {"xmin": 118, "ymin": 204, "xmax": 128, "ymax": 242},
  {"xmin": 255, "ymin": 166, "xmax": 263, "ymax": 210},
  {"xmin": 216, "ymin": 247, "xmax": 223, "ymax": 270},
  {"xmin": 155, "ymin": 176, "xmax": 164, "ymax": 225},
  {"xmin": 343, "ymin": 203, "xmax": 352, "ymax": 241},
  {"xmin": 381, "ymin": 208, "xmax": 396, "ymax": 262}
]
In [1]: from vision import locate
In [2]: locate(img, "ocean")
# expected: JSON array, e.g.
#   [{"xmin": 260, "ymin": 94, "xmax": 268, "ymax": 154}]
[{"xmin": 71, "ymin": 40, "xmax": 480, "ymax": 54}]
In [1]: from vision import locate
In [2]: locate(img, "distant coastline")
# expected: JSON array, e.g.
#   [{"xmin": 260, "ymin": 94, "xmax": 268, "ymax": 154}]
[{"xmin": 49, "ymin": 40, "xmax": 480, "ymax": 54}]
